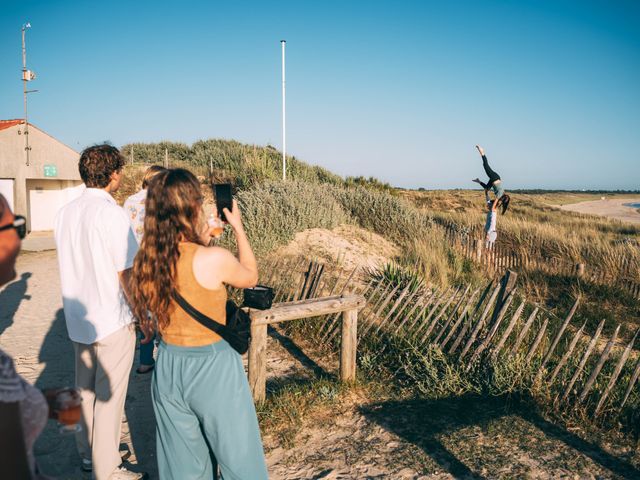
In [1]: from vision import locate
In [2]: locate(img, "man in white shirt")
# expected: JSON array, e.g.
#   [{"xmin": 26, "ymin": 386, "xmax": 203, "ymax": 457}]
[{"xmin": 54, "ymin": 145, "xmax": 146, "ymax": 480}]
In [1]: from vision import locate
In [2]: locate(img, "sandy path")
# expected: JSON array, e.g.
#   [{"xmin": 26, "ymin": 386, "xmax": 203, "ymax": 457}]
[{"xmin": 557, "ymin": 197, "xmax": 640, "ymax": 224}]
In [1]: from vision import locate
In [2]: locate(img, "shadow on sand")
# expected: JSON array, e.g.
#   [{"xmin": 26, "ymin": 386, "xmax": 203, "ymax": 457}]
[
  {"xmin": 0, "ymin": 272, "xmax": 32, "ymax": 337},
  {"xmin": 359, "ymin": 394, "xmax": 640, "ymax": 480}
]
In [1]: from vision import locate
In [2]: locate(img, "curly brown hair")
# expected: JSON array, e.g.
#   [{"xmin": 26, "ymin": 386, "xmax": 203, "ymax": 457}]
[
  {"xmin": 78, "ymin": 144, "xmax": 125, "ymax": 188},
  {"xmin": 129, "ymin": 168, "xmax": 206, "ymax": 337}
]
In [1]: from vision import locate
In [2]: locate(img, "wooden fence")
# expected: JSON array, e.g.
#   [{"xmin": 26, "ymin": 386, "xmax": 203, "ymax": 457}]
[
  {"xmin": 259, "ymin": 256, "xmax": 640, "ymax": 421},
  {"xmin": 247, "ymin": 294, "xmax": 365, "ymax": 402},
  {"xmin": 438, "ymin": 220, "xmax": 640, "ymax": 299}
]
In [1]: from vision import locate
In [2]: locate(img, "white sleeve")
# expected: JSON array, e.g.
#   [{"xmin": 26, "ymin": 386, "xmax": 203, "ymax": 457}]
[{"xmin": 102, "ymin": 205, "xmax": 139, "ymax": 272}]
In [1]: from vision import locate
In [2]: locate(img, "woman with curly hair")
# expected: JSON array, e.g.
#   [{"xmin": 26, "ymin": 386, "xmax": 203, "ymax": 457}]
[{"xmin": 128, "ymin": 168, "xmax": 267, "ymax": 479}]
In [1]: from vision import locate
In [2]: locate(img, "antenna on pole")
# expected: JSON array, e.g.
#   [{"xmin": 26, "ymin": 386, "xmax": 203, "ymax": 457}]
[
  {"xmin": 281, "ymin": 40, "xmax": 286, "ymax": 181},
  {"xmin": 21, "ymin": 22, "xmax": 37, "ymax": 167}
]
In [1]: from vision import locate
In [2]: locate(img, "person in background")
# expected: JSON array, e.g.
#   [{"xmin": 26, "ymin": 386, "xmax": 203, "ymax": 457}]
[
  {"xmin": 123, "ymin": 165, "xmax": 166, "ymax": 374},
  {"xmin": 484, "ymin": 190, "xmax": 499, "ymax": 248},
  {"xmin": 0, "ymin": 193, "xmax": 48, "ymax": 479},
  {"xmin": 129, "ymin": 169, "xmax": 268, "ymax": 479},
  {"xmin": 54, "ymin": 145, "xmax": 146, "ymax": 480},
  {"xmin": 472, "ymin": 144, "xmax": 511, "ymax": 213}
]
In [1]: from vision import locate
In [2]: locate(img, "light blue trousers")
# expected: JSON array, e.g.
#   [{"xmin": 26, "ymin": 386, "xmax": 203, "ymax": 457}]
[{"xmin": 152, "ymin": 340, "xmax": 268, "ymax": 480}]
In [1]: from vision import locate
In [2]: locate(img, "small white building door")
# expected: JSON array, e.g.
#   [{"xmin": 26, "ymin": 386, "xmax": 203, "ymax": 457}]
[{"xmin": 0, "ymin": 179, "xmax": 15, "ymax": 211}]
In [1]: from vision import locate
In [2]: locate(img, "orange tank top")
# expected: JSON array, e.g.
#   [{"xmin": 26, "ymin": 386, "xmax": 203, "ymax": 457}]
[{"xmin": 160, "ymin": 242, "xmax": 227, "ymax": 346}]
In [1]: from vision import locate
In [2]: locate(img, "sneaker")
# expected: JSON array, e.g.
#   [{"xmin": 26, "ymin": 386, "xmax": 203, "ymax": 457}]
[{"xmin": 109, "ymin": 465, "xmax": 148, "ymax": 480}]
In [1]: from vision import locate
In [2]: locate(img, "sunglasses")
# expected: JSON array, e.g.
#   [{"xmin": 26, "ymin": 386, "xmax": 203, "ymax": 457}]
[{"xmin": 0, "ymin": 215, "xmax": 27, "ymax": 239}]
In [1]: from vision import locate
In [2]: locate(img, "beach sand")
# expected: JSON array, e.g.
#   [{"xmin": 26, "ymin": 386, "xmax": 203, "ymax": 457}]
[{"xmin": 556, "ymin": 197, "xmax": 640, "ymax": 225}]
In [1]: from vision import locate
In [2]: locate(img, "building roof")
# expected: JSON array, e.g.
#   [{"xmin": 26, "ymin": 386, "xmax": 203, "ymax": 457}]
[{"xmin": 0, "ymin": 119, "xmax": 25, "ymax": 132}]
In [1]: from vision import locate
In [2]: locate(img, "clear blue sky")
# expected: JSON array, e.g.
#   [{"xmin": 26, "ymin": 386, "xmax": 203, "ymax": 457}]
[{"xmin": 1, "ymin": 0, "xmax": 639, "ymax": 190}]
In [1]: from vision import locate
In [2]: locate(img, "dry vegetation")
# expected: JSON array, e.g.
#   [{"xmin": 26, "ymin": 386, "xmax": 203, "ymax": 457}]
[{"xmin": 114, "ymin": 139, "xmax": 640, "ymax": 477}]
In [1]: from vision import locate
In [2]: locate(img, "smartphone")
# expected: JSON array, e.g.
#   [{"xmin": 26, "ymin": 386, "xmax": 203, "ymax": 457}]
[{"xmin": 214, "ymin": 184, "xmax": 233, "ymax": 222}]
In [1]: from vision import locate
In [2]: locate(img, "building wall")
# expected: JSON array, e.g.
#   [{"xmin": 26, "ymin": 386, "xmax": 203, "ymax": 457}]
[{"xmin": 0, "ymin": 124, "xmax": 81, "ymax": 224}]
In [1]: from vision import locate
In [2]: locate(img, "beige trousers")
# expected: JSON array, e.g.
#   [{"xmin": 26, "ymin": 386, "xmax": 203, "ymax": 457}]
[{"xmin": 73, "ymin": 324, "xmax": 136, "ymax": 480}]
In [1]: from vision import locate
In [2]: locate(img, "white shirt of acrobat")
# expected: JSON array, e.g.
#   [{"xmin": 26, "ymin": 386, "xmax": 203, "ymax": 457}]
[{"xmin": 54, "ymin": 188, "xmax": 139, "ymax": 344}]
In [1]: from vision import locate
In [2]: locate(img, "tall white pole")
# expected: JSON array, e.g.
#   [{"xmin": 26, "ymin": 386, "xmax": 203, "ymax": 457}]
[
  {"xmin": 281, "ymin": 40, "xmax": 286, "ymax": 181},
  {"xmin": 22, "ymin": 24, "xmax": 30, "ymax": 166}
]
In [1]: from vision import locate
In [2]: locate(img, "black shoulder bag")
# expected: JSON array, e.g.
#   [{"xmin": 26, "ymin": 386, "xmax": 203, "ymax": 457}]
[{"xmin": 172, "ymin": 291, "xmax": 251, "ymax": 355}]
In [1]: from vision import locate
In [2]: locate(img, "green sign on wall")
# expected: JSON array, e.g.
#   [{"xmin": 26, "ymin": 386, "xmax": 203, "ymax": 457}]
[{"xmin": 44, "ymin": 164, "xmax": 58, "ymax": 177}]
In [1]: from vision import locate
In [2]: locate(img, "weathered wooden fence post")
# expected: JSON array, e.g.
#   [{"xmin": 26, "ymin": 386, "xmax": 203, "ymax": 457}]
[
  {"xmin": 340, "ymin": 308, "xmax": 358, "ymax": 382},
  {"xmin": 248, "ymin": 322, "xmax": 268, "ymax": 402}
]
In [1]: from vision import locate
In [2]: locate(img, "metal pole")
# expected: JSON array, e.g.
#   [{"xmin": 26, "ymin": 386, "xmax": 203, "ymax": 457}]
[
  {"xmin": 22, "ymin": 24, "xmax": 30, "ymax": 166},
  {"xmin": 281, "ymin": 40, "xmax": 286, "ymax": 181}
]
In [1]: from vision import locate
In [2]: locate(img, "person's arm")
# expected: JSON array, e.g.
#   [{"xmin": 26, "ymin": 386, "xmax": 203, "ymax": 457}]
[
  {"xmin": 222, "ymin": 200, "xmax": 258, "ymax": 288},
  {"xmin": 0, "ymin": 402, "xmax": 32, "ymax": 479}
]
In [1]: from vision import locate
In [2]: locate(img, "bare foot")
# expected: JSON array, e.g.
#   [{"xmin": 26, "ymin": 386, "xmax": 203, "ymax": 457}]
[{"xmin": 475, "ymin": 145, "xmax": 484, "ymax": 156}]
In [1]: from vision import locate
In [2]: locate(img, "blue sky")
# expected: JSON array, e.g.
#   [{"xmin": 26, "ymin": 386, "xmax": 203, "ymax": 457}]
[{"xmin": 1, "ymin": 0, "xmax": 639, "ymax": 189}]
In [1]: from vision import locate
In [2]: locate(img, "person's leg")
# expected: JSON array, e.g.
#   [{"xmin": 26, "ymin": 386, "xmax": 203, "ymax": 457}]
[
  {"xmin": 192, "ymin": 342, "xmax": 268, "ymax": 480},
  {"xmin": 152, "ymin": 342, "xmax": 214, "ymax": 479},
  {"xmin": 73, "ymin": 341, "xmax": 97, "ymax": 465},
  {"xmin": 91, "ymin": 325, "xmax": 136, "ymax": 480},
  {"xmin": 138, "ymin": 332, "xmax": 155, "ymax": 371},
  {"xmin": 482, "ymin": 155, "xmax": 501, "ymax": 183}
]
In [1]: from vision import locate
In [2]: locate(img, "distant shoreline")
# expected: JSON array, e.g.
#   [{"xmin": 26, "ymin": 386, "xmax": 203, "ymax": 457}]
[{"xmin": 556, "ymin": 198, "xmax": 640, "ymax": 225}]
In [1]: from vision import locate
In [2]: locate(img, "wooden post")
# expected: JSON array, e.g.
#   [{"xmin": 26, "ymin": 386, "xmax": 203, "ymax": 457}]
[
  {"xmin": 248, "ymin": 323, "xmax": 268, "ymax": 403},
  {"xmin": 576, "ymin": 263, "xmax": 585, "ymax": 278},
  {"xmin": 340, "ymin": 308, "xmax": 358, "ymax": 382},
  {"xmin": 475, "ymin": 239, "xmax": 482, "ymax": 262},
  {"xmin": 497, "ymin": 270, "xmax": 518, "ymax": 310}
]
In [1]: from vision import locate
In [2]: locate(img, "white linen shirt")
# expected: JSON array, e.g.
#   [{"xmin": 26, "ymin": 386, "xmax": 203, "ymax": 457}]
[{"xmin": 54, "ymin": 188, "xmax": 139, "ymax": 344}]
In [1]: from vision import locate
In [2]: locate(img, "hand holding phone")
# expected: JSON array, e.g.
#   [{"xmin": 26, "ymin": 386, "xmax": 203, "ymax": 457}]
[{"xmin": 213, "ymin": 184, "xmax": 233, "ymax": 222}]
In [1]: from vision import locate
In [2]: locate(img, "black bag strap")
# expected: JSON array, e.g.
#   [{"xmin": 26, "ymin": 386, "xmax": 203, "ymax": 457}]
[{"xmin": 172, "ymin": 290, "xmax": 227, "ymax": 336}]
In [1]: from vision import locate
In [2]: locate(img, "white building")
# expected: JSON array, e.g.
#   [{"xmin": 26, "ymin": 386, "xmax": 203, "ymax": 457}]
[{"xmin": 0, "ymin": 119, "xmax": 83, "ymax": 232}]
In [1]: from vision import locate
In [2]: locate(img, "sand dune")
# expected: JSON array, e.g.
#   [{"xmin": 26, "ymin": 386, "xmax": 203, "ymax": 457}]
[{"xmin": 557, "ymin": 197, "xmax": 640, "ymax": 225}]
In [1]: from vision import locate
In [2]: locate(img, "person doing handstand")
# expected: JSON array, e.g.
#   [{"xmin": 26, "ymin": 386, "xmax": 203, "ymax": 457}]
[{"xmin": 472, "ymin": 145, "xmax": 510, "ymax": 208}]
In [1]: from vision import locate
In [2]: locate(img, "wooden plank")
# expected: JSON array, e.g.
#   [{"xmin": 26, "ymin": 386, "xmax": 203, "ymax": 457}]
[
  {"xmin": 434, "ymin": 285, "xmax": 471, "ymax": 345},
  {"xmin": 491, "ymin": 299, "xmax": 526, "ymax": 359},
  {"xmin": 421, "ymin": 287, "xmax": 460, "ymax": 341},
  {"xmin": 558, "ymin": 319, "xmax": 606, "ymax": 405},
  {"xmin": 410, "ymin": 287, "xmax": 450, "ymax": 337},
  {"xmin": 319, "ymin": 274, "xmax": 372, "ymax": 344},
  {"xmin": 620, "ymin": 356, "xmax": 640, "ymax": 409},
  {"xmin": 404, "ymin": 287, "xmax": 442, "ymax": 334},
  {"xmin": 538, "ymin": 297, "xmax": 581, "ymax": 374},
  {"xmin": 594, "ymin": 329, "xmax": 639, "ymax": 415},
  {"xmin": 578, "ymin": 325, "xmax": 621, "ymax": 404},
  {"xmin": 372, "ymin": 283, "xmax": 415, "ymax": 335},
  {"xmin": 525, "ymin": 318, "xmax": 548, "ymax": 363},
  {"xmin": 440, "ymin": 287, "xmax": 480, "ymax": 350},
  {"xmin": 248, "ymin": 323, "xmax": 268, "ymax": 402},
  {"xmin": 251, "ymin": 294, "xmax": 366, "ymax": 326},
  {"xmin": 548, "ymin": 321, "xmax": 586, "ymax": 384},
  {"xmin": 459, "ymin": 285, "xmax": 502, "ymax": 358},
  {"xmin": 510, "ymin": 307, "xmax": 539, "ymax": 355},
  {"xmin": 466, "ymin": 290, "xmax": 516, "ymax": 368},
  {"xmin": 340, "ymin": 308, "xmax": 358, "ymax": 382},
  {"xmin": 391, "ymin": 291, "xmax": 429, "ymax": 335},
  {"xmin": 360, "ymin": 284, "xmax": 401, "ymax": 337},
  {"xmin": 381, "ymin": 286, "xmax": 423, "ymax": 334}
]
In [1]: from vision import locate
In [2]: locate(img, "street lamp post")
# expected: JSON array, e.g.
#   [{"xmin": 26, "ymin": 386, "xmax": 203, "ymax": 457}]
[{"xmin": 21, "ymin": 22, "xmax": 37, "ymax": 166}]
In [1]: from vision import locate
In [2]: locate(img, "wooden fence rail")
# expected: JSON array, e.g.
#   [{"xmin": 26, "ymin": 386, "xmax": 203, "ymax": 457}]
[{"xmin": 247, "ymin": 294, "xmax": 366, "ymax": 402}]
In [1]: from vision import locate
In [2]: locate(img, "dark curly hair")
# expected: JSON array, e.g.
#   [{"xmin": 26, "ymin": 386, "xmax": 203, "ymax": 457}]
[{"xmin": 78, "ymin": 144, "xmax": 125, "ymax": 188}]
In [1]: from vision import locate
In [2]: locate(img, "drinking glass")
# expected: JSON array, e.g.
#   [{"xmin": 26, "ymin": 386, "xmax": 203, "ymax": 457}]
[{"xmin": 52, "ymin": 388, "xmax": 82, "ymax": 434}]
